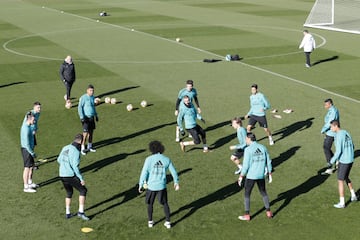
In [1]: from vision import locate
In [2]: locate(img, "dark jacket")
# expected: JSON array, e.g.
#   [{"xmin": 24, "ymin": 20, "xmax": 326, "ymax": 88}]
[{"xmin": 59, "ymin": 61, "xmax": 76, "ymax": 83}]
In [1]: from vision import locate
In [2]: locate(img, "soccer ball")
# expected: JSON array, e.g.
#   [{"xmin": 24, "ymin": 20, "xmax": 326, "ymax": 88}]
[
  {"xmin": 176, "ymin": 37, "xmax": 181, "ymax": 42},
  {"xmin": 110, "ymin": 98, "xmax": 117, "ymax": 104},
  {"xmin": 94, "ymin": 97, "xmax": 101, "ymax": 105},
  {"xmin": 65, "ymin": 101, "xmax": 72, "ymax": 109},
  {"xmin": 140, "ymin": 100, "xmax": 147, "ymax": 108},
  {"xmin": 105, "ymin": 97, "xmax": 111, "ymax": 104},
  {"xmin": 126, "ymin": 104, "xmax": 133, "ymax": 111}
]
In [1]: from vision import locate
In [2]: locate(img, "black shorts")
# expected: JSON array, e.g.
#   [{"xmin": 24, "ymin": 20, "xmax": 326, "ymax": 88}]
[
  {"xmin": 187, "ymin": 125, "xmax": 206, "ymax": 145},
  {"xmin": 248, "ymin": 115, "xmax": 268, "ymax": 128},
  {"xmin": 21, "ymin": 148, "xmax": 34, "ymax": 168},
  {"xmin": 232, "ymin": 148, "xmax": 244, "ymax": 159},
  {"xmin": 61, "ymin": 176, "xmax": 87, "ymax": 198},
  {"xmin": 145, "ymin": 188, "xmax": 168, "ymax": 205},
  {"xmin": 82, "ymin": 117, "xmax": 96, "ymax": 132},
  {"xmin": 337, "ymin": 162, "xmax": 353, "ymax": 181}
]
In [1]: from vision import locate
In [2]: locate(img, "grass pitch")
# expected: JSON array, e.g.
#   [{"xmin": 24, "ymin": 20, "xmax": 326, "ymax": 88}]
[{"xmin": 1, "ymin": 0, "xmax": 360, "ymax": 239}]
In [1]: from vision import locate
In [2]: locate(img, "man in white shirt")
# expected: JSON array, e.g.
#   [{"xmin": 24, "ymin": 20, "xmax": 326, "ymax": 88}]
[{"xmin": 299, "ymin": 30, "xmax": 316, "ymax": 68}]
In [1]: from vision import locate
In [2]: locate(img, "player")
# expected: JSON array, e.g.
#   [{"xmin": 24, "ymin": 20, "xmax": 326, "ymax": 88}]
[
  {"xmin": 328, "ymin": 120, "xmax": 357, "ymax": 208},
  {"xmin": 59, "ymin": 55, "xmax": 76, "ymax": 103},
  {"xmin": 138, "ymin": 141, "xmax": 179, "ymax": 229},
  {"xmin": 177, "ymin": 95, "xmax": 208, "ymax": 153},
  {"xmin": 238, "ymin": 132, "xmax": 273, "ymax": 221},
  {"xmin": 299, "ymin": 29, "xmax": 316, "ymax": 68},
  {"xmin": 78, "ymin": 84, "xmax": 99, "ymax": 155},
  {"xmin": 57, "ymin": 134, "xmax": 89, "ymax": 220},
  {"xmin": 175, "ymin": 80, "xmax": 201, "ymax": 142},
  {"xmin": 23, "ymin": 101, "xmax": 41, "ymax": 147},
  {"xmin": 321, "ymin": 98, "xmax": 339, "ymax": 175},
  {"xmin": 20, "ymin": 112, "xmax": 38, "ymax": 193},
  {"xmin": 229, "ymin": 117, "xmax": 247, "ymax": 174},
  {"xmin": 244, "ymin": 84, "xmax": 274, "ymax": 145}
]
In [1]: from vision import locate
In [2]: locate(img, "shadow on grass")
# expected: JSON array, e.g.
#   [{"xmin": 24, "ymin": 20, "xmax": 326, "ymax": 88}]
[
  {"xmin": 0, "ymin": 81, "xmax": 25, "ymax": 88},
  {"xmin": 94, "ymin": 121, "xmax": 176, "ymax": 149},
  {"xmin": 38, "ymin": 150, "xmax": 145, "ymax": 187},
  {"xmin": 169, "ymin": 181, "xmax": 241, "ymax": 227},
  {"xmin": 81, "ymin": 149, "xmax": 145, "ymax": 173},
  {"xmin": 312, "ymin": 56, "xmax": 339, "ymax": 67},
  {"xmin": 183, "ymin": 120, "xmax": 237, "ymax": 151},
  {"xmin": 252, "ymin": 171, "xmax": 330, "ymax": 219},
  {"xmin": 266, "ymin": 117, "xmax": 314, "ymax": 143},
  {"xmin": 272, "ymin": 146, "xmax": 301, "ymax": 170},
  {"xmin": 96, "ymin": 86, "xmax": 139, "ymax": 99},
  {"xmin": 86, "ymin": 168, "xmax": 192, "ymax": 219},
  {"xmin": 354, "ymin": 149, "xmax": 360, "ymax": 159}
]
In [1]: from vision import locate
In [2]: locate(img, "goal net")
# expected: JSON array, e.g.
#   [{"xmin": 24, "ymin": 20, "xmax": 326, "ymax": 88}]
[{"xmin": 304, "ymin": 0, "xmax": 360, "ymax": 34}]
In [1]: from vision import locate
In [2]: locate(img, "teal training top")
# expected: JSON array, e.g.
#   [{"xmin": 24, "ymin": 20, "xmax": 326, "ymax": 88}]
[
  {"xmin": 139, "ymin": 153, "xmax": 179, "ymax": 191},
  {"xmin": 57, "ymin": 144, "xmax": 84, "ymax": 181},
  {"xmin": 321, "ymin": 105, "xmax": 339, "ymax": 137},
  {"xmin": 78, "ymin": 94, "xmax": 97, "ymax": 120},
  {"xmin": 247, "ymin": 92, "xmax": 270, "ymax": 117},
  {"xmin": 241, "ymin": 141, "xmax": 272, "ymax": 180},
  {"xmin": 23, "ymin": 110, "xmax": 40, "ymax": 133},
  {"xmin": 177, "ymin": 101, "xmax": 202, "ymax": 131},
  {"xmin": 177, "ymin": 88, "xmax": 198, "ymax": 102},
  {"xmin": 330, "ymin": 129, "xmax": 354, "ymax": 165},
  {"xmin": 20, "ymin": 121, "xmax": 35, "ymax": 156},
  {"xmin": 235, "ymin": 126, "xmax": 247, "ymax": 150}
]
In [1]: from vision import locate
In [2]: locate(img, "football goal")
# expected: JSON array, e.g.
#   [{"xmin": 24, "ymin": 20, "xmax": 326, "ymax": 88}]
[{"xmin": 304, "ymin": 0, "xmax": 360, "ymax": 34}]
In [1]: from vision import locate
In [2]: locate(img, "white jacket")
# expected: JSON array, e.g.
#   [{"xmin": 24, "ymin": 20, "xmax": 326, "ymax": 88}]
[{"xmin": 299, "ymin": 33, "xmax": 316, "ymax": 52}]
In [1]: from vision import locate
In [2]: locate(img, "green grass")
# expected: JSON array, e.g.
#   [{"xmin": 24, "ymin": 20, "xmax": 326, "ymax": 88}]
[{"xmin": 1, "ymin": 0, "xmax": 360, "ymax": 239}]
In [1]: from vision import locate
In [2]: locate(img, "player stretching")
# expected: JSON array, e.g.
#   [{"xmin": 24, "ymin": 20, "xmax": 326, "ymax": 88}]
[
  {"xmin": 245, "ymin": 84, "xmax": 274, "ymax": 145},
  {"xmin": 177, "ymin": 95, "xmax": 208, "ymax": 153},
  {"xmin": 328, "ymin": 120, "xmax": 357, "ymax": 208},
  {"xmin": 174, "ymin": 80, "xmax": 201, "ymax": 142},
  {"xmin": 229, "ymin": 117, "xmax": 247, "ymax": 174}
]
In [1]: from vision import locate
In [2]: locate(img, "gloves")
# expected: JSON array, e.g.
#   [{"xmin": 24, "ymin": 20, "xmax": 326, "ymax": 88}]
[
  {"xmin": 180, "ymin": 130, "xmax": 185, "ymax": 136},
  {"xmin": 81, "ymin": 119, "xmax": 85, "ymax": 123},
  {"xmin": 268, "ymin": 173, "xmax": 273, "ymax": 184},
  {"xmin": 174, "ymin": 183, "xmax": 180, "ymax": 191},
  {"xmin": 200, "ymin": 118, "xmax": 206, "ymax": 124},
  {"xmin": 95, "ymin": 116, "xmax": 99, "ymax": 122}
]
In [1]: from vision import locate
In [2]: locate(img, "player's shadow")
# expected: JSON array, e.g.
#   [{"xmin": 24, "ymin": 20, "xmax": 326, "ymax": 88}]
[
  {"xmin": 86, "ymin": 168, "xmax": 192, "ymax": 219},
  {"xmin": 312, "ymin": 56, "xmax": 339, "ymax": 66},
  {"xmin": 271, "ymin": 117, "xmax": 314, "ymax": 143},
  {"xmin": 206, "ymin": 120, "xmax": 237, "ymax": 149},
  {"xmin": 0, "ymin": 81, "xmax": 25, "ymax": 88},
  {"xmin": 354, "ymin": 149, "xmax": 360, "ymax": 159},
  {"xmin": 38, "ymin": 150, "xmax": 145, "ymax": 187},
  {"xmin": 80, "ymin": 149, "xmax": 145, "ymax": 173},
  {"xmin": 96, "ymin": 86, "xmax": 139, "ymax": 98},
  {"xmin": 94, "ymin": 121, "xmax": 176, "ymax": 149},
  {"xmin": 252, "ymin": 172, "xmax": 330, "ymax": 219},
  {"xmin": 272, "ymin": 146, "xmax": 301, "ymax": 170},
  {"xmin": 168, "ymin": 182, "xmax": 240, "ymax": 227}
]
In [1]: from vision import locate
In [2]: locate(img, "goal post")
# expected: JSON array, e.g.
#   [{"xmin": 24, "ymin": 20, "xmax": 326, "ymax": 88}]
[{"xmin": 304, "ymin": 0, "xmax": 360, "ymax": 34}]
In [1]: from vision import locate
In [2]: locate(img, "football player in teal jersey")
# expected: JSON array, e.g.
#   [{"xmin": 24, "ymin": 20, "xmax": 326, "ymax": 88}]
[{"xmin": 174, "ymin": 80, "xmax": 201, "ymax": 142}]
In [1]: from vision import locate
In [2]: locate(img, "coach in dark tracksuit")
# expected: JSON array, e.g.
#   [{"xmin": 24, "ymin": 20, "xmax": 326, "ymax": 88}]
[{"xmin": 60, "ymin": 55, "xmax": 76, "ymax": 102}]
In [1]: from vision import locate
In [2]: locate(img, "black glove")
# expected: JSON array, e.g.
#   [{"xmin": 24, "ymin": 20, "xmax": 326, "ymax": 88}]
[
  {"xmin": 180, "ymin": 130, "xmax": 185, "ymax": 136},
  {"xmin": 95, "ymin": 116, "xmax": 99, "ymax": 122},
  {"xmin": 201, "ymin": 118, "xmax": 206, "ymax": 124}
]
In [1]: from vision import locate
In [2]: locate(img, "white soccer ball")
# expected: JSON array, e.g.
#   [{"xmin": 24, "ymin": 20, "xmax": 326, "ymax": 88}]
[
  {"xmin": 126, "ymin": 104, "xmax": 133, "ymax": 111},
  {"xmin": 105, "ymin": 97, "xmax": 111, "ymax": 104},
  {"xmin": 176, "ymin": 38, "xmax": 181, "ymax": 42},
  {"xmin": 140, "ymin": 100, "xmax": 147, "ymax": 108},
  {"xmin": 110, "ymin": 98, "xmax": 117, "ymax": 104},
  {"xmin": 65, "ymin": 101, "xmax": 72, "ymax": 109},
  {"xmin": 94, "ymin": 97, "xmax": 101, "ymax": 105}
]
